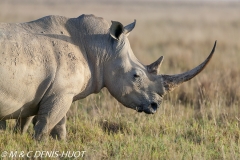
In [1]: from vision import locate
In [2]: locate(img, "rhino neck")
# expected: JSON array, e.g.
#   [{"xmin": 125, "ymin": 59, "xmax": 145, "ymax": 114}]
[
  {"xmin": 87, "ymin": 54, "xmax": 105, "ymax": 94},
  {"xmin": 69, "ymin": 15, "xmax": 111, "ymax": 99},
  {"xmin": 73, "ymin": 45, "xmax": 107, "ymax": 101},
  {"xmin": 82, "ymin": 35, "xmax": 111, "ymax": 95}
]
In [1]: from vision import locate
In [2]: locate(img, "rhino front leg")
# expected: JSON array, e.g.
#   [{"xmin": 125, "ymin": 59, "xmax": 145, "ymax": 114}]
[
  {"xmin": 34, "ymin": 94, "xmax": 73, "ymax": 141},
  {"xmin": 0, "ymin": 120, "xmax": 6, "ymax": 131},
  {"xmin": 32, "ymin": 115, "xmax": 37, "ymax": 126},
  {"xmin": 14, "ymin": 116, "xmax": 34, "ymax": 133},
  {"xmin": 50, "ymin": 116, "xmax": 67, "ymax": 140},
  {"xmin": 33, "ymin": 115, "xmax": 67, "ymax": 140}
]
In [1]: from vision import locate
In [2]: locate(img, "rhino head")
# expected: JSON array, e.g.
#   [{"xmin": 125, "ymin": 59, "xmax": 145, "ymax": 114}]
[{"xmin": 103, "ymin": 20, "xmax": 216, "ymax": 114}]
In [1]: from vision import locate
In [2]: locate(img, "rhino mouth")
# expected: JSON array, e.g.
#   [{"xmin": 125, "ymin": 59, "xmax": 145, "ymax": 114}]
[
  {"xmin": 137, "ymin": 108, "xmax": 153, "ymax": 114},
  {"xmin": 136, "ymin": 103, "xmax": 158, "ymax": 114}
]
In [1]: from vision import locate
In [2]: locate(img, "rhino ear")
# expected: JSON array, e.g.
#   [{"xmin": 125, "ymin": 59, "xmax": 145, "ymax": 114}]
[
  {"xmin": 110, "ymin": 21, "xmax": 124, "ymax": 40},
  {"xmin": 123, "ymin": 20, "xmax": 136, "ymax": 36},
  {"xmin": 147, "ymin": 56, "xmax": 164, "ymax": 75}
]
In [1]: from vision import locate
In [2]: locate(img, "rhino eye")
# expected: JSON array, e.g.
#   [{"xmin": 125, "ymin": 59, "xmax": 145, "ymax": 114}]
[
  {"xmin": 133, "ymin": 74, "xmax": 140, "ymax": 78},
  {"xmin": 133, "ymin": 70, "xmax": 143, "ymax": 81}
]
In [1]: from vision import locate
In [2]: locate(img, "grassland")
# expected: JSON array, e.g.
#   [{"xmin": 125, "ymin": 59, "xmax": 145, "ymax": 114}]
[{"xmin": 0, "ymin": 0, "xmax": 240, "ymax": 159}]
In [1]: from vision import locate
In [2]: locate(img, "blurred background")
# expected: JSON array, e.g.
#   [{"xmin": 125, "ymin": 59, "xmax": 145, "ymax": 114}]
[
  {"xmin": 0, "ymin": 0, "xmax": 240, "ymax": 116},
  {"xmin": 1, "ymin": 0, "xmax": 240, "ymax": 125},
  {"xmin": 1, "ymin": 0, "xmax": 239, "ymax": 105}
]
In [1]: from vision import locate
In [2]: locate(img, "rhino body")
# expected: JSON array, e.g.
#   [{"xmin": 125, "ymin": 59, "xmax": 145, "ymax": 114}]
[
  {"xmin": 0, "ymin": 15, "xmax": 105, "ymax": 139},
  {"xmin": 0, "ymin": 15, "xmax": 216, "ymax": 140}
]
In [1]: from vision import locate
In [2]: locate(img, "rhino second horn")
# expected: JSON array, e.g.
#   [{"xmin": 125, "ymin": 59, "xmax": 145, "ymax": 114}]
[
  {"xmin": 147, "ymin": 56, "xmax": 164, "ymax": 75},
  {"xmin": 162, "ymin": 41, "xmax": 217, "ymax": 92}
]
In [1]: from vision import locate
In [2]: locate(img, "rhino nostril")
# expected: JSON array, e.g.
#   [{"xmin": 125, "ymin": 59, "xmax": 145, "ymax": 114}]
[{"xmin": 150, "ymin": 102, "xmax": 158, "ymax": 111}]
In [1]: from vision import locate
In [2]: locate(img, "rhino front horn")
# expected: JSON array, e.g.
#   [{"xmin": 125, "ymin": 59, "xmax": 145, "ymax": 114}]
[{"xmin": 162, "ymin": 41, "xmax": 217, "ymax": 92}]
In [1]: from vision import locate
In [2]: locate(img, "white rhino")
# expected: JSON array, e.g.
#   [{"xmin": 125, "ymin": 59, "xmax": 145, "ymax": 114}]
[{"xmin": 0, "ymin": 14, "xmax": 216, "ymax": 140}]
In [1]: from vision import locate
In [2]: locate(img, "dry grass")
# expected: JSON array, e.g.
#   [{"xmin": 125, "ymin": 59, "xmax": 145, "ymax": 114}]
[{"xmin": 0, "ymin": 0, "xmax": 240, "ymax": 159}]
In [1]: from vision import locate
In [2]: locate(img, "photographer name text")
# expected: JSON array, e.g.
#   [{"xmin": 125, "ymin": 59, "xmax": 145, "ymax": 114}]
[{"xmin": 1, "ymin": 150, "xmax": 86, "ymax": 158}]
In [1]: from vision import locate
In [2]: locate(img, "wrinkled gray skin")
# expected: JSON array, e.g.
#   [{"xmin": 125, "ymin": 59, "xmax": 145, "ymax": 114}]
[{"xmin": 0, "ymin": 14, "xmax": 216, "ymax": 140}]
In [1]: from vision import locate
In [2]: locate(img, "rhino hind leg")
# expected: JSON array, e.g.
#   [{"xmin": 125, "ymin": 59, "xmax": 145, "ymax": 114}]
[
  {"xmin": 0, "ymin": 120, "xmax": 6, "ymax": 131},
  {"xmin": 14, "ymin": 116, "xmax": 34, "ymax": 133},
  {"xmin": 34, "ymin": 94, "xmax": 72, "ymax": 141},
  {"xmin": 50, "ymin": 116, "xmax": 66, "ymax": 140}
]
